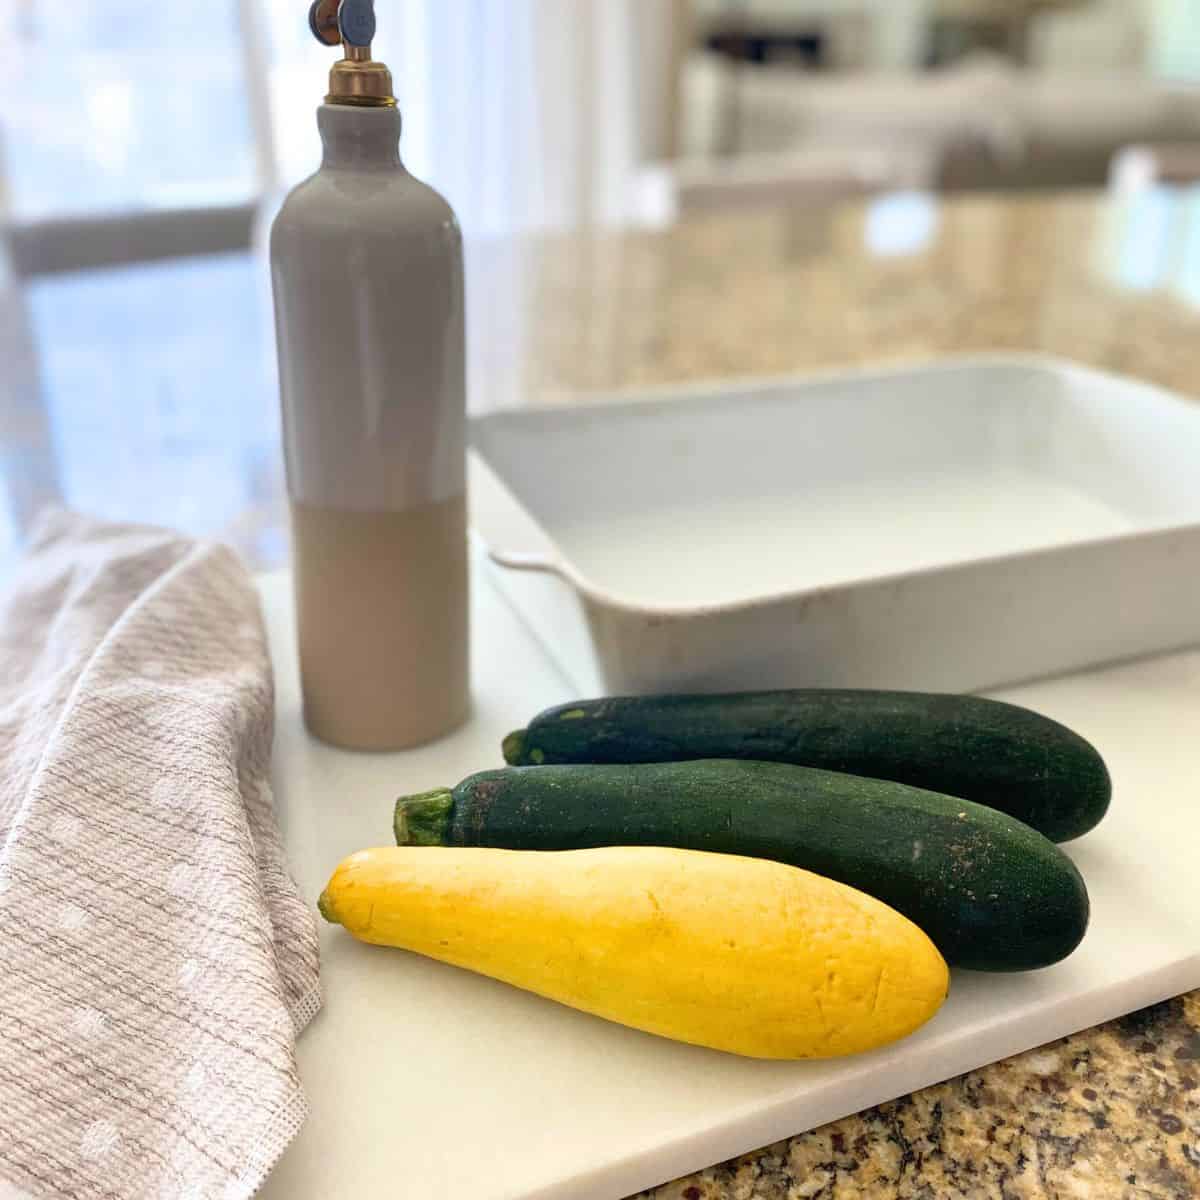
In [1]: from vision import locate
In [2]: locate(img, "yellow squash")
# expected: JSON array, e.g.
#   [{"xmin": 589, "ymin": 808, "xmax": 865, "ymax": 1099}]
[{"xmin": 319, "ymin": 845, "xmax": 949, "ymax": 1059}]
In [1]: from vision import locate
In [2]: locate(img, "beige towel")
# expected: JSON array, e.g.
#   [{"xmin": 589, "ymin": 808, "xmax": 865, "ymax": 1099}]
[{"xmin": 0, "ymin": 511, "xmax": 320, "ymax": 1200}]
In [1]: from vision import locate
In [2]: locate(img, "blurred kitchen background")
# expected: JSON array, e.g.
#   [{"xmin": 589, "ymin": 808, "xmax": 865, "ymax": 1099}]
[{"xmin": 4, "ymin": 0, "xmax": 1200, "ymax": 571}]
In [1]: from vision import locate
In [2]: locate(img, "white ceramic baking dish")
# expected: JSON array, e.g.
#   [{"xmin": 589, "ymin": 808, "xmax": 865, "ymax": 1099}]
[{"xmin": 469, "ymin": 355, "xmax": 1200, "ymax": 696}]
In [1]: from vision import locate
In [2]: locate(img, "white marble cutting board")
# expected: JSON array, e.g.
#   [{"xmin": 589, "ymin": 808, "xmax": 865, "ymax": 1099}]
[{"xmin": 257, "ymin": 566, "xmax": 1200, "ymax": 1200}]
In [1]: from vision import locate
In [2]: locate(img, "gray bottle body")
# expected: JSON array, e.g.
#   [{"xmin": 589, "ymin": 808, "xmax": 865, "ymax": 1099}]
[{"xmin": 271, "ymin": 104, "xmax": 469, "ymax": 750}]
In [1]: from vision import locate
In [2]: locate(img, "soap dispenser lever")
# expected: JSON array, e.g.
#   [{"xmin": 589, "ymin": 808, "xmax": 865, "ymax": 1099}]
[
  {"xmin": 309, "ymin": 0, "xmax": 375, "ymax": 53},
  {"xmin": 307, "ymin": 0, "xmax": 394, "ymax": 107}
]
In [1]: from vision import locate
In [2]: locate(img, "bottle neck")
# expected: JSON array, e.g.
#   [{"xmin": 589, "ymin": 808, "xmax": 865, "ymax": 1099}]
[{"xmin": 318, "ymin": 104, "xmax": 403, "ymax": 170}]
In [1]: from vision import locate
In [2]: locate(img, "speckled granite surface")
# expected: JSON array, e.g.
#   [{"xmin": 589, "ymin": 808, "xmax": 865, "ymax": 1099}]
[
  {"xmin": 638, "ymin": 994, "xmax": 1200, "ymax": 1200},
  {"xmin": 476, "ymin": 190, "xmax": 1200, "ymax": 407},
  {"xmin": 5, "ymin": 189, "xmax": 1200, "ymax": 1196}
]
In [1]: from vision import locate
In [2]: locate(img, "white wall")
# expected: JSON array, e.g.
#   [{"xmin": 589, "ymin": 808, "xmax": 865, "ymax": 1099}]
[
  {"xmin": 635, "ymin": 0, "xmax": 686, "ymax": 161},
  {"xmin": 874, "ymin": 0, "xmax": 932, "ymax": 70},
  {"xmin": 1149, "ymin": 0, "xmax": 1200, "ymax": 79},
  {"xmin": 1031, "ymin": 0, "xmax": 1151, "ymax": 73}
]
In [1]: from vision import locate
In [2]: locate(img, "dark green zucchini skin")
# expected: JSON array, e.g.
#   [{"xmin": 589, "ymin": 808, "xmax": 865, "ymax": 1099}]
[
  {"xmin": 396, "ymin": 760, "xmax": 1089, "ymax": 973},
  {"xmin": 502, "ymin": 691, "xmax": 1111, "ymax": 844}
]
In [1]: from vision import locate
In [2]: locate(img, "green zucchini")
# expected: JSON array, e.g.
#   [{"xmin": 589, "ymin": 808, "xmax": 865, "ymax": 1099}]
[
  {"xmin": 395, "ymin": 760, "xmax": 1089, "ymax": 973},
  {"xmin": 502, "ymin": 690, "xmax": 1110, "ymax": 844}
]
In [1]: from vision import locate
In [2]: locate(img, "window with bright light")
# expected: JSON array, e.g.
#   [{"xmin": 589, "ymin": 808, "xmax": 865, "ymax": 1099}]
[
  {"xmin": 0, "ymin": 1, "xmax": 260, "ymax": 218},
  {"xmin": 0, "ymin": 0, "xmax": 663, "ymax": 239}
]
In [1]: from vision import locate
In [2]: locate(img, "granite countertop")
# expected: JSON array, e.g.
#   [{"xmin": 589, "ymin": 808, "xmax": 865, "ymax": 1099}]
[
  {"xmin": 4, "ymin": 187, "xmax": 1199, "ymax": 1196},
  {"xmin": 476, "ymin": 189, "xmax": 1200, "ymax": 406},
  {"xmin": 638, "ymin": 995, "xmax": 1200, "ymax": 1200}
]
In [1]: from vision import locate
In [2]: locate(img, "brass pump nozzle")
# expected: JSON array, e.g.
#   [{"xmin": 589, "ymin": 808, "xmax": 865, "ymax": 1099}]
[{"xmin": 308, "ymin": 0, "xmax": 395, "ymax": 108}]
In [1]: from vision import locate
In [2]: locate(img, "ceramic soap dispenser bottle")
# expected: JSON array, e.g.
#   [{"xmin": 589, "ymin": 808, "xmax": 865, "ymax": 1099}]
[{"xmin": 271, "ymin": 0, "xmax": 469, "ymax": 751}]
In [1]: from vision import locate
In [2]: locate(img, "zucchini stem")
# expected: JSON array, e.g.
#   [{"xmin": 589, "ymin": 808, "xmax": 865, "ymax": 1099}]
[
  {"xmin": 502, "ymin": 730, "xmax": 527, "ymax": 765},
  {"xmin": 394, "ymin": 788, "xmax": 455, "ymax": 845}
]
